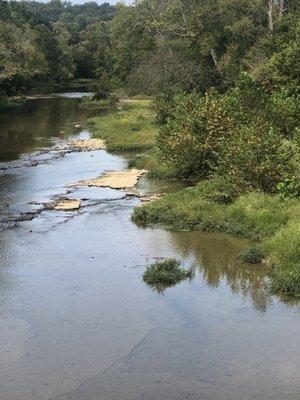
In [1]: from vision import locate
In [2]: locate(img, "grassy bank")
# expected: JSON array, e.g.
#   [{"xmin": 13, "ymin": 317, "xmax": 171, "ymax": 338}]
[
  {"xmin": 132, "ymin": 185, "xmax": 300, "ymax": 297},
  {"xmin": 87, "ymin": 99, "xmax": 157, "ymax": 152}
]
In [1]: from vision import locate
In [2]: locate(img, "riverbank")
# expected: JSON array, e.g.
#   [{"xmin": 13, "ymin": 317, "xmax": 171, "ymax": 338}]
[
  {"xmin": 86, "ymin": 99, "xmax": 156, "ymax": 152},
  {"xmin": 86, "ymin": 98, "xmax": 177, "ymax": 178},
  {"xmin": 132, "ymin": 188, "xmax": 300, "ymax": 297},
  {"xmin": 0, "ymin": 78, "xmax": 94, "ymax": 112},
  {"xmin": 84, "ymin": 98, "xmax": 300, "ymax": 298}
]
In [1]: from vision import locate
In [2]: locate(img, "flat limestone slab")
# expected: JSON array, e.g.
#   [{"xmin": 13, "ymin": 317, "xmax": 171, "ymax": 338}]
[
  {"xmin": 53, "ymin": 199, "xmax": 82, "ymax": 211},
  {"xmin": 69, "ymin": 139, "xmax": 105, "ymax": 151},
  {"xmin": 74, "ymin": 169, "xmax": 147, "ymax": 189}
]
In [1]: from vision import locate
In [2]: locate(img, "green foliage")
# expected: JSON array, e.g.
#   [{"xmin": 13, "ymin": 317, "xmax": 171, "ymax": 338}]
[
  {"xmin": 0, "ymin": 21, "xmax": 46, "ymax": 91},
  {"xmin": 0, "ymin": 0, "xmax": 116, "ymax": 95},
  {"xmin": 277, "ymin": 178, "xmax": 300, "ymax": 200},
  {"xmin": 130, "ymin": 150, "xmax": 177, "ymax": 179},
  {"xmin": 214, "ymin": 120, "xmax": 298, "ymax": 194},
  {"xmin": 157, "ymin": 90, "xmax": 235, "ymax": 179},
  {"xmin": 155, "ymin": 75, "xmax": 299, "ymax": 195},
  {"xmin": 143, "ymin": 259, "xmax": 192, "ymax": 290},
  {"xmin": 91, "ymin": 73, "xmax": 113, "ymax": 101},
  {"xmin": 265, "ymin": 218, "xmax": 300, "ymax": 297},
  {"xmin": 269, "ymin": 90, "xmax": 300, "ymax": 138},
  {"xmin": 239, "ymin": 246, "xmax": 265, "ymax": 264}
]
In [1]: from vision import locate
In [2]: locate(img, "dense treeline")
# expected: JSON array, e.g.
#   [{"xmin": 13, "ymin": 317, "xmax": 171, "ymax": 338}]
[
  {"xmin": 0, "ymin": 0, "xmax": 116, "ymax": 95},
  {"xmin": 1, "ymin": 0, "xmax": 299, "ymax": 98}
]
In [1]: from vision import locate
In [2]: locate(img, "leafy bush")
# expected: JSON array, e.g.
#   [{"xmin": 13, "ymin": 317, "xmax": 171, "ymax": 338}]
[
  {"xmin": 155, "ymin": 75, "xmax": 299, "ymax": 194},
  {"xmin": 269, "ymin": 90, "xmax": 300, "ymax": 138},
  {"xmin": 195, "ymin": 176, "xmax": 248, "ymax": 204},
  {"xmin": 143, "ymin": 259, "xmax": 192, "ymax": 290},
  {"xmin": 214, "ymin": 120, "xmax": 298, "ymax": 194},
  {"xmin": 90, "ymin": 72, "xmax": 113, "ymax": 101},
  {"xmin": 157, "ymin": 90, "xmax": 235, "ymax": 179}
]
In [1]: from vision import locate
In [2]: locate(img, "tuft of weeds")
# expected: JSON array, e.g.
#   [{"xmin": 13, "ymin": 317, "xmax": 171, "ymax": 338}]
[
  {"xmin": 238, "ymin": 246, "xmax": 265, "ymax": 264},
  {"xmin": 143, "ymin": 259, "xmax": 192, "ymax": 291}
]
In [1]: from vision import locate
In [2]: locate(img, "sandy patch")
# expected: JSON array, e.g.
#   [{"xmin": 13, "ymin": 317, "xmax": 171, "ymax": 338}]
[
  {"xmin": 73, "ymin": 169, "xmax": 147, "ymax": 189},
  {"xmin": 53, "ymin": 199, "xmax": 82, "ymax": 211},
  {"xmin": 69, "ymin": 139, "xmax": 105, "ymax": 152}
]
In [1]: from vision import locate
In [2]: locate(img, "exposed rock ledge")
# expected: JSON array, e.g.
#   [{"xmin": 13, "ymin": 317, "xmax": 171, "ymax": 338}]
[
  {"xmin": 72, "ymin": 169, "xmax": 147, "ymax": 189},
  {"xmin": 41, "ymin": 198, "xmax": 82, "ymax": 211},
  {"xmin": 69, "ymin": 138, "xmax": 105, "ymax": 152}
]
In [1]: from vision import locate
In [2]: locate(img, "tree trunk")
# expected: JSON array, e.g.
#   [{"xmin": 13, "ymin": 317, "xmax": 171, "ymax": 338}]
[
  {"xmin": 267, "ymin": 0, "xmax": 274, "ymax": 35},
  {"xmin": 279, "ymin": 0, "xmax": 285, "ymax": 19},
  {"xmin": 210, "ymin": 48, "xmax": 218, "ymax": 67}
]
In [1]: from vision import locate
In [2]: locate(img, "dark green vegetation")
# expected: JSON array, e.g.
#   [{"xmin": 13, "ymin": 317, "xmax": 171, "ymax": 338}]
[
  {"xmin": 0, "ymin": 0, "xmax": 116, "ymax": 98},
  {"xmin": 143, "ymin": 259, "xmax": 192, "ymax": 291},
  {"xmin": 239, "ymin": 247, "xmax": 265, "ymax": 265}
]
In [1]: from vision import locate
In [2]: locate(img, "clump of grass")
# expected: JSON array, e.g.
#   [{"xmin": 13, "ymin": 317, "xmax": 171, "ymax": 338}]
[
  {"xmin": 238, "ymin": 246, "xmax": 265, "ymax": 264},
  {"xmin": 265, "ymin": 219, "xmax": 300, "ymax": 297},
  {"xmin": 132, "ymin": 188, "xmax": 295, "ymax": 240},
  {"xmin": 87, "ymin": 99, "xmax": 157, "ymax": 152},
  {"xmin": 143, "ymin": 259, "xmax": 192, "ymax": 290},
  {"xmin": 129, "ymin": 149, "xmax": 177, "ymax": 179}
]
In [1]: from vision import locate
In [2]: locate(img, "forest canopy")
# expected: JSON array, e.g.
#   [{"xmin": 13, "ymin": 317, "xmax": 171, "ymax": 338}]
[{"xmin": 0, "ymin": 0, "xmax": 299, "ymax": 96}]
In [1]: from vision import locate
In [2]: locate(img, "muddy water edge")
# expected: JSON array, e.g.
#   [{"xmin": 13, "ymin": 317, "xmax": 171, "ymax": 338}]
[{"xmin": 0, "ymin": 94, "xmax": 299, "ymax": 400}]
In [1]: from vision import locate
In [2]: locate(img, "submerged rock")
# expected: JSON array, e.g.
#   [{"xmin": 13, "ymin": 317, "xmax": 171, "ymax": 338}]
[{"xmin": 73, "ymin": 169, "xmax": 147, "ymax": 189}]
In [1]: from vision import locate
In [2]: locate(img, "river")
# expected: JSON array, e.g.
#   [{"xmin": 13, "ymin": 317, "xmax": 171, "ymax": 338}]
[{"xmin": 0, "ymin": 93, "xmax": 299, "ymax": 400}]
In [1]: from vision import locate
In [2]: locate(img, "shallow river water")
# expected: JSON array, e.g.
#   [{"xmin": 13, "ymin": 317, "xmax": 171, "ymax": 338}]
[{"xmin": 0, "ymin": 94, "xmax": 299, "ymax": 400}]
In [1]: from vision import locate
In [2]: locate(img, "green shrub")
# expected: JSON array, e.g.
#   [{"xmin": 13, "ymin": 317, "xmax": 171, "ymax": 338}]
[
  {"xmin": 151, "ymin": 90, "xmax": 177, "ymax": 124},
  {"xmin": 90, "ymin": 72, "xmax": 113, "ymax": 101},
  {"xmin": 239, "ymin": 246, "xmax": 265, "ymax": 264},
  {"xmin": 214, "ymin": 121, "xmax": 298, "ymax": 194},
  {"xmin": 143, "ymin": 259, "xmax": 192, "ymax": 290},
  {"xmin": 277, "ymin": 178, "xmax": 300, "ymax": 200},
  {"xmin": 195, "ymin": 176, "xmax": 248, "ymax": 204},
  {"xmin": 269, "ymin": 90, "xmax": 299, "ymax": 138},
  {"xmin": 154, "ymin": 75, "xmax": 299, "ymax": 193},
  {"xmin": 157, "ymin": 90, "xmax": 235, "ymax": 179}
]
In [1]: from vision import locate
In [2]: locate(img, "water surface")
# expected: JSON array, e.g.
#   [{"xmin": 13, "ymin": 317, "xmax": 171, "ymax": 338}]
[{"xmin": 0, "ymin": 94, "xmax": 299, "ymax": 400}]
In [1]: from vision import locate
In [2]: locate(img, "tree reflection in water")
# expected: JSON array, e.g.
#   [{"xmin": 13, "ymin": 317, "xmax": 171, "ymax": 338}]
[{"xmin": 169, "ymin": 230, "xmax": 272, "ymax": 313}]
